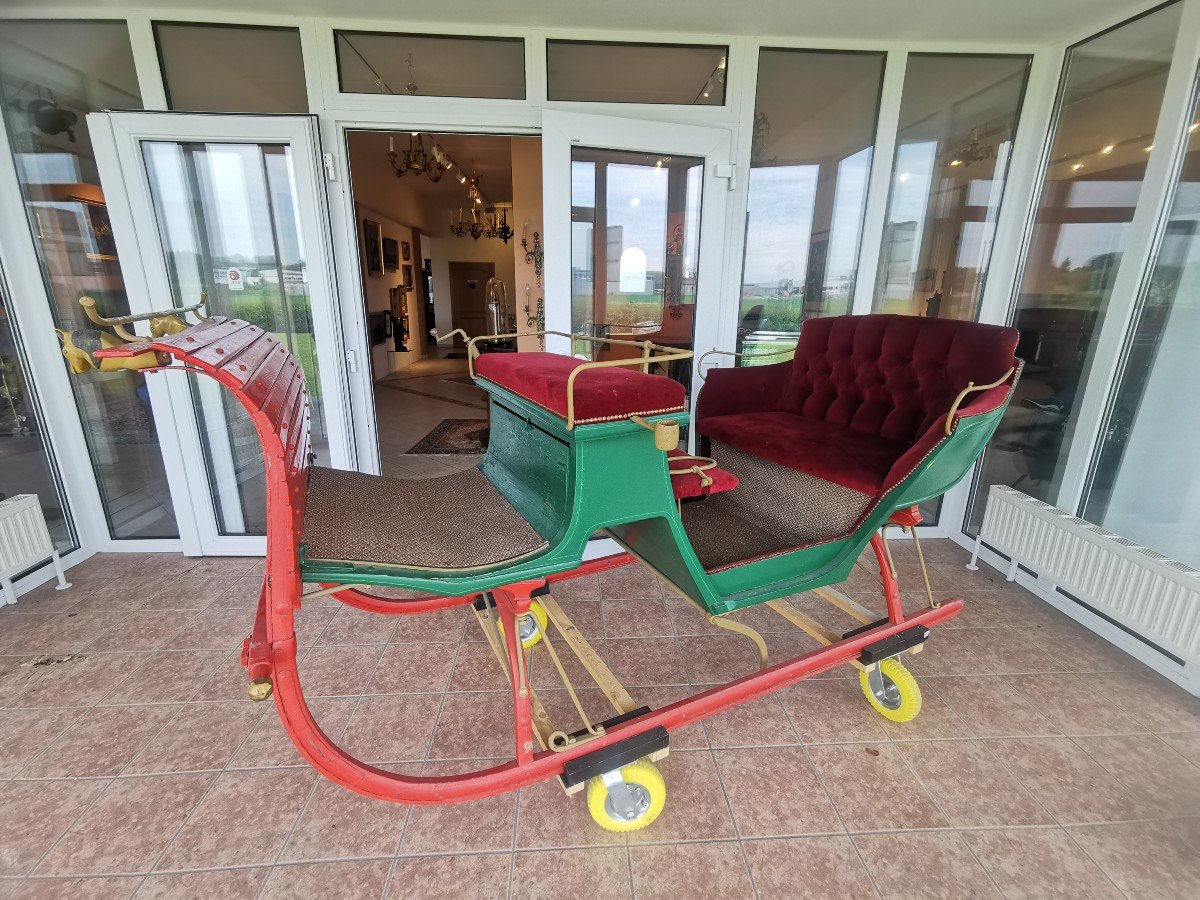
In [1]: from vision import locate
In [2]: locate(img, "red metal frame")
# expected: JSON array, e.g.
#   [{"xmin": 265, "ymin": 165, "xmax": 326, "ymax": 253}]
[{"xmin": 106, "ymin": 322, "xmax": 964, "ymax": 808}]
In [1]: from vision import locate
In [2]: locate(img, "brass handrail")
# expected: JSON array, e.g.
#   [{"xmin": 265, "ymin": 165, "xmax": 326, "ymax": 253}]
[
  {"xmin": 438, "ymin": 329, "xmax": 694, "ymax": 429},
  {"xmin": 943, "ymin": 366, "xmax": 1016, "ymax": 436},
  {"xmin": 697, "ymin": 344, "xmax": 796, "ymax": 381}
]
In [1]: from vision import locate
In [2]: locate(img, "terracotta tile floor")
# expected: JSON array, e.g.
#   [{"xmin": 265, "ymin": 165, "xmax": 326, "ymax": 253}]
[{"xmin": 1, "ymin": 540, "xmax": 1198, "ymax": 898}]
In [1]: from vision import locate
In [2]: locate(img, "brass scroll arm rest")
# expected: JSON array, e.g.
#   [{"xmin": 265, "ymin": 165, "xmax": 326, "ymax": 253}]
[
  {"xmin": 697, "ymin": 345, "xmax": 797, "ymax": 381},
  {"xmin": 944, "ymin": 366, "xmax": 1017, "ymax": 436}
]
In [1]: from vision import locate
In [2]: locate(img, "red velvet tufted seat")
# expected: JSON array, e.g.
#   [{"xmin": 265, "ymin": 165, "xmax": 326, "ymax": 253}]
[
  {"xmin": 686, "ymin": 315, "xmax": 1019, "ymax": 571},
  {"xmin": 476, "ymin": 352, "xmax": 687, "ymax": 426}
]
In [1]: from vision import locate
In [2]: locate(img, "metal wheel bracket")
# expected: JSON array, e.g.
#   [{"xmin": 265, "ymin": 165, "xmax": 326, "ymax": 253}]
[{"xmin": 858, "ymin": 625, "xmax": 930, "ymax": 666}]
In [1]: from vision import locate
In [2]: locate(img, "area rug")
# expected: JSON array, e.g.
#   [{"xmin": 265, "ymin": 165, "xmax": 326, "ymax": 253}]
[{"xmin": 407, "ymin": 418, "xmax": 488, "ymax": 454}]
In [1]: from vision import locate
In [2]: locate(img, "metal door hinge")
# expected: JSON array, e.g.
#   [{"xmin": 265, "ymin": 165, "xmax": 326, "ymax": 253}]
[
  {"xmin": 714, "ymin": 163, "xmax": 736, "ymax": 190},
  {"xmin": 346, "ymin": 349, "xmax": 358, "ymax": 373},
  {"xmin": 323, "ymin": 153, "xmax": 337, "ymax": 181}
]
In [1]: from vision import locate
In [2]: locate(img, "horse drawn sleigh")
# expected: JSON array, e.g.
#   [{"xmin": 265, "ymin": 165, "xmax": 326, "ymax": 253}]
[{"xmin": 97, "ymin": 312, "xmax": 1019, "ymax": 831}]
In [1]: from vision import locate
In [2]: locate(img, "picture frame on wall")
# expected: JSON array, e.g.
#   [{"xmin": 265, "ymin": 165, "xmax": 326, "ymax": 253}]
[
  {"xmin": 389, "ymin": 285, "xmax": 404, "ymax": 318},
  {"xmin": 401, "ymin": 240, "xmax": 412, "ymax": 262},
  {"xmin": 403, "ymin": 264, "xmax": 414, "ymax": 289},
  {"xmin": 363, "ymin": 219, "xmax": 383, "ymax": 276},
  {"xmin": 382, "ymin": 237, "xmax": 400, "ymax": 272}
]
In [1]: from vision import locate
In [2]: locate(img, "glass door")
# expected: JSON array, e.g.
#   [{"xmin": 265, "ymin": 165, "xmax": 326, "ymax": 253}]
[
  {"xmin": 542, "ymin": 112, "xmax": 735, "ymax": 405},
  {"xmin": 88, "ymin": 112, "xmax": 356, "ymax": 555}
]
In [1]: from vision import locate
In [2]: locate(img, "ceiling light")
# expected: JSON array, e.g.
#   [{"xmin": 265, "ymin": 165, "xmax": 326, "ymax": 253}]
[
  {"xmin": 1102, "ymin": 144, "xmax": 1115, "ymax": 154},
  {"xmin": 898, "ymin": 171, "xmax": 909, "ymax": 182},
  {"xmin": 949, "ymin": 159, "xmax": 963, "ymax": 167},
  {"xmin": 703, "ymin": 91, "xmax": 710, "ymax": 98},
  {"xmin": 630, "ymin": 197, "xmax": 640, "ymax": 207},
  {"xmin": 1145, "ymin": 144, "xmax": 1155, "ymax": 152},
  {"xmin": 1190, "ymin": 123, "xmax": 1199, "ymax": 133},
  {"xmin": 1072, "ymin": 162, "xmax": 1084, "ymax": 171}
]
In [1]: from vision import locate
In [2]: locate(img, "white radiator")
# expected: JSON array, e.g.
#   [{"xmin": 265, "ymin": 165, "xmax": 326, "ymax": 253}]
[
  {"xmin": 971, "ymin": 484, "xmax": 1200, "ymax": 678},
  {"xmin": 0, "ymin": 494, "xmax": 71, "ymax": 604}
]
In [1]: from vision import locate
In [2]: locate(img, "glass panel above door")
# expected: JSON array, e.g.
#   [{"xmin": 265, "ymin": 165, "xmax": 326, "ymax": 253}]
[
  {"xmin": 873, "ymin": 53, "xmax": 1030, "ymax": 321},
  {"xmin": 547, "ymin": 41, "xmax": 727, "ymax": 105},
  {"xmin": 141, "ymin": 140, "xmax": 330, "ymax": 536},
  {"xmin": 738, "ymin": 49, "xmax": 885, "ymax": 360},
  {"xmin": 335, "ymin": 31, "xmax": 525, "ymax": 99},
  {"xmin": 155, "ymin": 23, "xmax": 308, "ymax": 114},
  {"xmin": 966, "ymin": 1, "xmax": 1182, "ymax": 534},
  {"xmin": 570, "ymin": 148, "xmax": 703, "ymax": 394},
  {"xmin": 0, "ymin": 19, "xmax": 179, "ymax": 539}
]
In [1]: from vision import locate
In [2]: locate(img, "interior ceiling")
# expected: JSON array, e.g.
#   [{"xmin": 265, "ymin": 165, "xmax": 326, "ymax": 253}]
[
  {"xmin": 21, "ymin": 0, "xmax": 1144, "ymax": 44},
  {"xmin": 348, "ymin": 131, "xmax": 514, "ymax": 205}
]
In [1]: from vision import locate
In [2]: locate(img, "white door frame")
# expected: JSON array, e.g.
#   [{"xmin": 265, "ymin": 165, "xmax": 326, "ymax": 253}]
[
  {"xmin": 89, "ymin": 110, "xmax": 355, "ymax": 555},
  {"xmin": 541, "ymin": 111, "xmax": 737, "ymax": 390}
]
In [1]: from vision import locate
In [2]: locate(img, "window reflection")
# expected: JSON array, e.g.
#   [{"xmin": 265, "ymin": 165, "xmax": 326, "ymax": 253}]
[
  {"xmin": 1082, "ymin": 88, "xmax": 1200, "ymax": 568},
  {"xmin": 874, "ymin": 54, "xmax": 1030, "ymax": 320},
  {"xmin": 739, "ymin": 50, "xmax": 884, "ymax": 360},
  {"xmin": 0, "ymin": 276, "xmax": 75, "ymax": 557},
  {"xmin": 968, "ymin": 3, "xmax": 1181, "ymax": 534},
  {"xmin": 142, "ymin": 142, "xmax": 329, "ymax": 536},
  {"xmin": 569, "ymin": 149, "xmax": 704, "ymax": 394},
  {"xmin": 0, "ymin": 20, "xmax": 179, "ymax": 539}
]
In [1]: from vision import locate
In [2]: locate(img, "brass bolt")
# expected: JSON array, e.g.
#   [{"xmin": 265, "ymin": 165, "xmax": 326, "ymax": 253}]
[{"xmin": 248, "ymin": 677, "xmax": 273, "ymax": 702}]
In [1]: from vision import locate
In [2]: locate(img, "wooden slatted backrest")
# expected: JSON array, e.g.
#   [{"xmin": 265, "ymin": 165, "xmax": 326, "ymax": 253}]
[{"xmin": 115, "ymin": 318, "xmax": 313, "ymax": 593}]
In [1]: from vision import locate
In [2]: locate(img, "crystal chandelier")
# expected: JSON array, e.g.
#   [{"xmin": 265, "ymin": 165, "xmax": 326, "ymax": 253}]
[
  {"xmin": 388, "ymin": 132, "xmax": 447, "ymax": 182},
  {"xmin": 943, "ymin": 128, "xmax": 996, "ymax": 169},
  {"xmin": 451, "ymin": 206, "xmax": 515, "ymax": 244}
]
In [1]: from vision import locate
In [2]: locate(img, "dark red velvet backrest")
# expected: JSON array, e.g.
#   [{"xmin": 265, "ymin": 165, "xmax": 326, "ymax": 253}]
[{"xmin": 779, "ymin": 315, "xmax": 1019, "ymax": 445}]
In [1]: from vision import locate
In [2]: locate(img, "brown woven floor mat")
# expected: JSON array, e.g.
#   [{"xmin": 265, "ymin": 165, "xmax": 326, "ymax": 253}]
[
  {"xmin": 303, "ymin": 465, "xmax": 548, "ymax": 571},
  {"xmin": 681, "ymin": 443, "xmax": 872, "ymax": 572}
]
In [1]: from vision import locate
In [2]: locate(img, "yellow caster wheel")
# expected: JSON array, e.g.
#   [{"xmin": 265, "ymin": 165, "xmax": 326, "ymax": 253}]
[
  {"xmin": 586, "ymin": 759, "xmax": 666, "ymax": 832},
  {"xmin": 859, "ymin": 657, "xmax": 921, "ymax": 722},
  {"xmin": 498, "ymin": 599, "xmax": 549, "ymax": 649}
]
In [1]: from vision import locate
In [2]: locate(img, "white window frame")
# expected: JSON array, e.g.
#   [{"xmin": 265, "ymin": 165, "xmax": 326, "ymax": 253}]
[{"xmin": 0, "ymin": 4, "xmax": 1097, "ymax": 567}]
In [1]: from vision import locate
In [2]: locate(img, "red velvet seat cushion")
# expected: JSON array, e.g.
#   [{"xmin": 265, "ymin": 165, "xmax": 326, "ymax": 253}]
[
  {"xmin": 476, "ymin": 352, "xmax": 686, "ymax": 425},
  {"xmin": 697, "ymin": 410, "xmax": 909, "ymax": 496},
  {"xmin": 667, "ymin": 449, "xmax": 739, "ymax": 500}
]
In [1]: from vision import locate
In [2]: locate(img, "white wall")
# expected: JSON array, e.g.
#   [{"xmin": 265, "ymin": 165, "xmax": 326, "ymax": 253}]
[
  {"xmin": 354, "ymin": 202, "xmax": 420, "ymax": 377},
  {"xmin": 511, "ymin": 137, "xmax": 544, "ymax": 350}
]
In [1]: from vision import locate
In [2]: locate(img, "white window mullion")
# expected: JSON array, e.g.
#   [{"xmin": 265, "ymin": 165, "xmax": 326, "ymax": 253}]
[
  {"xmin": 712, "ymin": 36, "xmax": 760, "ymax": 357},
  {"xmin": 124, "ymin": 12, "xmax": 169, "ymax": 111},
  {"xmin": 974, "ymin": 46, "xmax": 1066, "ymax": 326},
  {"xmin": 851, "ymin": 49, "xmax": 907, "ymax": 315},
  {"xmin": 1055, "ymin": 0, "xmax": 1200, "ymax": 515}
]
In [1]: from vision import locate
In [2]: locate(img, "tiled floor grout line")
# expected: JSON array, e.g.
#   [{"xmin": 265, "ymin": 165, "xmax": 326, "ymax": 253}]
[
  {"xmin": 705, "ymin": 747, "xmax": 763, "ymax": 899},
  {"xmin": 796, "ymin": 736, "xmax": 885, "ymax": 899},
  {"xmin": 1059, "ymin": 824, "xmax": 1132, "ymax": 898},
  {"xmin": 260, "ymin": 626, "xmax": 397, "ymax": 891}
]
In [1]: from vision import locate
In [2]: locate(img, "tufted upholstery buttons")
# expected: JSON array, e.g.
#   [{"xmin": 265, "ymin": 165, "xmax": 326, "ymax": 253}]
[{"xmin": 779, "ymin": 315, "xmax": 1019, "ymax": 445}]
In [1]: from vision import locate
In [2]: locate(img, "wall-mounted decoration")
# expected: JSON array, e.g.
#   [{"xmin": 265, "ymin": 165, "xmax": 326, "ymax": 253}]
[
  {"xmin": 389, "ymin": 286, "xmax": 404, "ymax": 318},
  {"xmin": 401, "ymin": 240, "xmax": 412, "ymax": 261},
  {"xmin": 363, "ymin": 219, "xmax": 383, "ymax": 276},
  {"xmin": 403, "ymin": 264, "xmax": 414, "ymax": 289},
  {"xmin": 521, "ymin": 223, "xmax": 544, "ymax": 287},
  {"xmin": 382, "ymin": 237, "xmax": 400, "ymax": 272}
]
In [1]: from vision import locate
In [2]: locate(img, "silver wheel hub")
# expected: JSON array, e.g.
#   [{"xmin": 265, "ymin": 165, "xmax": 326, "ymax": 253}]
[
  {"xmin": 517, "ymin": 615, "xmax": 538, "ymax": 643},
  {"xmin": 868, "ymin": 666, "xmax": 902, "ymax": 710},
  {"xmin": 604, "ymin": 782, "xmax": 651, "ymax": 822}
]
